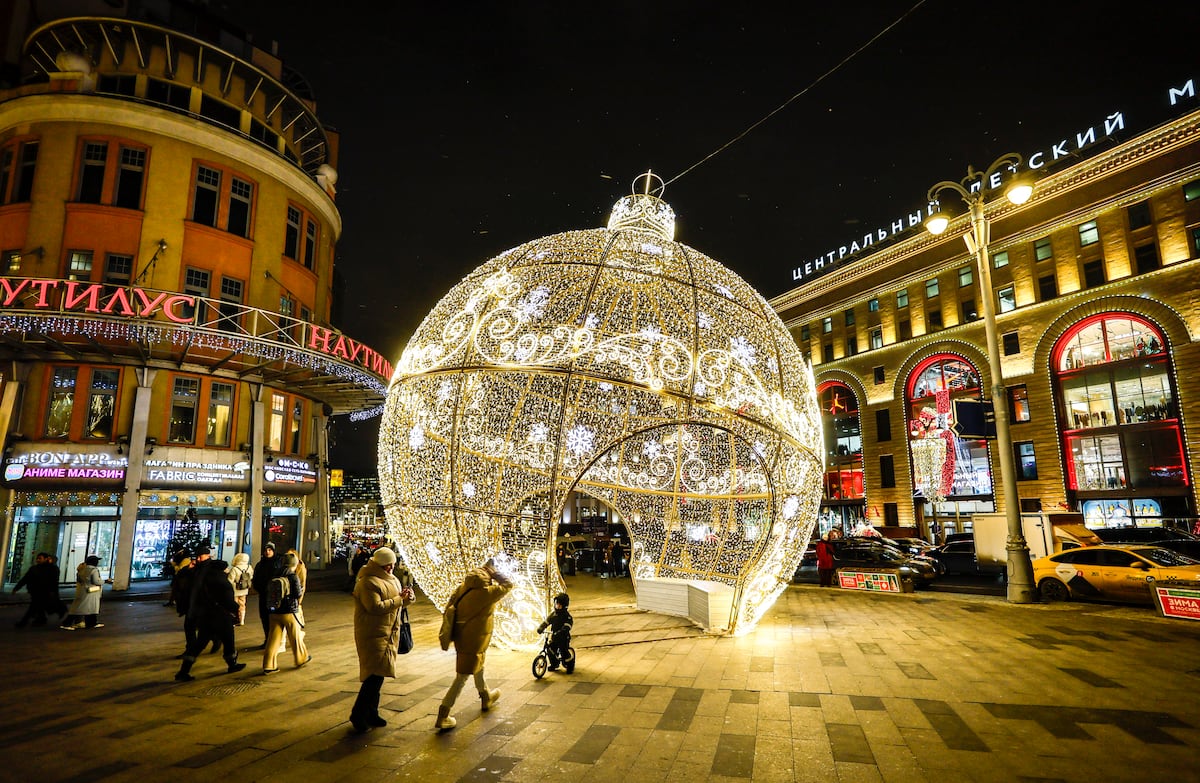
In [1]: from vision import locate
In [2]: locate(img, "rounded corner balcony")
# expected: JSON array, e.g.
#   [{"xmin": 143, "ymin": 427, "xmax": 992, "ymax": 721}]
[
  {"xmin": 0, "ymin": 276, "xmax": 387, "ymax": 415},
  {"xmin": 14, "ymin": 17, "xmax": 331, "ymax": 178}
]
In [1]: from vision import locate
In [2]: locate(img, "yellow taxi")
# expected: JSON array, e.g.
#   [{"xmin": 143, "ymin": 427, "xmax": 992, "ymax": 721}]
[{"xmin": 1033, "ymin": 544, "xmax": 1200, "ymax": 604}]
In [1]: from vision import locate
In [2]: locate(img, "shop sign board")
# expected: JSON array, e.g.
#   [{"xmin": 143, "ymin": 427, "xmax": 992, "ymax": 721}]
[
  {"xmin": 1150, "ymin": 581, "xmax": 1200, "ymax": 621},
  {"xmin": 837, "ymin": 568, "xmax": 911, "ymax": 593},
  {"xmin": 265, "ymin": 457, "xmax": 318, "ymax": 494},
  {"xmin": 142, "ymin": 456, "xmax": 251, "ymax": 490},
  {"xmin": 1, "ymin": 443, "xmax": 126, "ymax": 488}
]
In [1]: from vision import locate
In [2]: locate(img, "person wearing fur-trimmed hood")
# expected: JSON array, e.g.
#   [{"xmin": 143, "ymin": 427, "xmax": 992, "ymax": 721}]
[{"xmin": 349, "ymin": 546, "xmax": 414, "ymax": 732}]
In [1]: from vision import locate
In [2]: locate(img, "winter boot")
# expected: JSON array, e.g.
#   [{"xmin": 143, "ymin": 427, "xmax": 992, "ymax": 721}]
[
  {"xmin": 174, "ymin": 656, "xmax": 196, "ymax": 682},
  {"xmin": 480, "ymin": 689, "xmax": 500, "ymax": 712},
  {"xmin": 225, "ymin": 655, "xmax": 246, "ymax": 674},
  {"xmin": 434, "ymin": 705, "xmax": 456, "ymax": 731}
]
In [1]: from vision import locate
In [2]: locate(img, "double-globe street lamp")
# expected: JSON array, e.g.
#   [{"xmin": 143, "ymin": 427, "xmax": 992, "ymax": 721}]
[{"xmin": 924, "ymin": 152, "xmax": 1036, "ymax": 604}]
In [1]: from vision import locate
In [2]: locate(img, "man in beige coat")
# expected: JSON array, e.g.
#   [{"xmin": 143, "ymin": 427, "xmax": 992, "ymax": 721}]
[
  {"xmin": 350, "ymin": 547, "xmax": 414, "ymax": 733},
  {"xmin": 435, "ymin": 558, "xmax": 513, "ymax": 731}
]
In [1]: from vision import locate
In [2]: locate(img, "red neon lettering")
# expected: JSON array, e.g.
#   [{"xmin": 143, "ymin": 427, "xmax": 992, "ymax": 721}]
[
  {"xmin": 308, "ymin": 325, "xmax": 334, "ymax": 352},
  {"xmin": 132, "ymin": 288, "xmax": 170, "ymax": 316},
  {"xmin": 64, "ymin": 281, "xmax": 104, "ymax": 313},
  {"xmin": 162, "ymin": 295, "xmax": 194, "ymax": 323},
  {"xmin": 28, "ymin": 279, "xmax": 59, "ymax": 307},
  {"xmin": 101, "ymin": 287, "xmax": 138, "ymax": 317},
  {"xmin": 0, "ymin": 277, "xmax": 30, "ymax": 306}
]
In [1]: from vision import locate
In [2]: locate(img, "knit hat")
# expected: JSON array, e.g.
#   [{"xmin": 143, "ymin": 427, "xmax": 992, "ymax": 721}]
[
  {"xmin": 371, "ymin": 547, "xmax": 397, "ymax": 566},
  {"xmin": 264, "ymin": 542, "xmax": 276, "ymax": 552}
]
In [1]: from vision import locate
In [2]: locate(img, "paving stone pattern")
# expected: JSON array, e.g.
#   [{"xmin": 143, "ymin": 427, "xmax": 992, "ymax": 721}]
[{"xmin": 2, "ymin": 574, "xmax": 1198, "ymax": 782}]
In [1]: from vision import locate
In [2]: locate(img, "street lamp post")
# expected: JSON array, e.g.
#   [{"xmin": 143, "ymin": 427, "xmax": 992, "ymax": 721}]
[{"xmin": 925, "ymin": 152, "xmax": 1036, "ymax": 604}]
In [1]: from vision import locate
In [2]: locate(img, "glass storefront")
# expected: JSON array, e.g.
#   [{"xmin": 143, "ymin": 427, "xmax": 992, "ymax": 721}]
[
  {"xmin": 5, "ymin": 505, "xmax": 118, "ymax": 583},
  {"xmin": 131, "ymin": 503, "xmax": 242, "ymax": 578}
]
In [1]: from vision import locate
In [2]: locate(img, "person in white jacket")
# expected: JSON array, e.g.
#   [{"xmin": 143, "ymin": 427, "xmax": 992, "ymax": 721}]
[
  {"xmin": 60, "ymin": 555, "xmax": 104, "ymax": 630},
  {"xmin": 226, "ymin": 552, "xmax": 254, "ymax": 626}
]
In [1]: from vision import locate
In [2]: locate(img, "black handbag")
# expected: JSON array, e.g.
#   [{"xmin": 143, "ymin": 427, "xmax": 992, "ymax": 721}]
[{"xmin": 397, "ymin": 607, "xmax": 414, "ymax": 654}]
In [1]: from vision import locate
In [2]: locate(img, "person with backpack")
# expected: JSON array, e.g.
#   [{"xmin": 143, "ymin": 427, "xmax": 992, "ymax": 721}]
[
  {"xmin": 227, "ymin": 552, "xmax": 253, "ymax": 626},
  {"xmin": 261, "ymin": 552, "xmax": 310, "ymax": 674},
  {"xmin": 349, "ymin": 546, "xmax": 414, "ymax": 732},
  {"xmin": 250, "ymin": 542, "xmax": 280, "ymax": 650},
  {"xmin": 174, "ymin": 554, "xmax": 246, "ymax": 681},
  {"xmin": 434, "ymin": 558, "xmax": 513, "ymax": 731}
]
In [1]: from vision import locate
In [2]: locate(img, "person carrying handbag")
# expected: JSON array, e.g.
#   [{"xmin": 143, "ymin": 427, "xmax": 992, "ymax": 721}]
[
  {"xmin": 349, "ymin": 547, "xmax": 414, "ymax": 733},
  {"xmin": 61, "ymin": 555, "xmax": 104, "ymax": 630}
]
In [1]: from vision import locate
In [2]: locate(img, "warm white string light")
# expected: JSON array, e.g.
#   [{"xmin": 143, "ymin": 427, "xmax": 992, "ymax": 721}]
[{"xmin": 379, "ymin": 188, "xmax": 824, "ymax": 646}]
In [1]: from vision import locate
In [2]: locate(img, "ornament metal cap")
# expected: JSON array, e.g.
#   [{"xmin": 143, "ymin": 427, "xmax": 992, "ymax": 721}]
[{"xmin": 606, "ymin": 170, "xmax": 675, "ymax": 241}]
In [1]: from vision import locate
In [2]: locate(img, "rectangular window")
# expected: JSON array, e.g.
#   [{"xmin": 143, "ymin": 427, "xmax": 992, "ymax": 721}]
[
  {"xmin": 103, "ymin": 253, "xmax": 132, "ymax": 292},
  {"xmin": 868, "ymin": 298, "xmax": 879, "ymax": 312},
  {"xmin": 3, "ymin": 250, "xmax": 20, "ymax": 274},
  {"xmin": 958, "ymin": 266, "xmax": 973, "ymax": 287},
  {"xmin": 284, "ymin": 205, "xmax": 301, "ymax": 260},
  {"xmin": 45, "ymin": 367, "xmax": 78, "ymax": 437},
  {"xmin": 192, "ymin": 165, "xmax": 221, "ymax": 226},
  {"xmin": 183, "ymin": 267, "xmax": 210, "ymax": 321},
  {"xmin": 845, "ymin": 336, "xmax": 858, "ymax": 356},
  {"xmin": 0, "ymin": 147, "xmax": 11, "ymax": 203},
  {"xmin": 84, "ymin": 368, "xmax": 119, "ymax": 440},
  {"xmin": 822, "ymin": 344, "xmax": 834, "ymax": 363},
  {"xmin": 880, "ymin": 454, "xmax": 896, "ymax": 488},
  {"xmin": 800, "ymin": 325, "xmax": 810, "ymax": 341},
  {"xmin": 77, "ymin": 141, "xmax": 107, "ymax": 203},
  {"xmin": 207, "ymin": 381, "xmax": 234, "ymax": 447},
  {"xmin": 998, "ymin": 285, "xmax": 1016, "ymax": 313},
  {"xmin": 1134, "ymin": 243, "xmax": 1160, "ymax": 275},
  {"xmin": 1003, "ymin": 331, "xmax": 1020, "ymax": 356},
  {"xmin": 168, "ymin": 377, "xmax": 200, "ymax": 443},
  {"xmin": 269, "ymin": 392, "xmax": 286, "ymax": 451},
  {"xmin": 1193, "ymin": 227, "xmax": 1200, "ymax": 257},
  {"xmin": 218, "ymin": 276, "xmax": 243, "ymax": 331},
  {"xmin": 869, "ymin": 327, "xmax": 882, "ymax": 350},
  {"xmin": 290, "ymin": 400, "xmax": 304, "ymax": 453},
  {"xmin": 1184, "ymin": 179, "xmax": 1200, "ymax": 202},
  {"xmin": 67, "ymin": 250, "xmax": 93, "ymax": 281},
  {"xmin": 898, "ymin": 319, "xmax": 911, "ymax": 340},
  {"xmin": 1015, "ymin": 441, "xmax": 1038, "ymax": 480},
  {"xmin": 925, "ymin": 278, "xmax": 939, "ymax": 298},
  {"xmin": 1035, "ymin": 237, "xmax": 1053, "ymax": 261},
  {"xmin": 1009, "ymin": 385, "xmax": 1031, "ymax": 423},
  {"xmin": 927, "ymin": 309, "xmax": 942, "ymax": 330},
  {"xmin": 1083, "ymin": 259, "xmax": 1106, "ymax": 288},
  {"xmin": 992, "ymin": 250, "xmax": 1009, "ymax": 269},
  {"xmin": 876, "ymin": 409, "xmax": 891, "ymax": 441},
  {"xmin": 1127, "ymin": 200, "xmax": 1152, "ymax": 230},
  {"xmin": 883, "ymin": 502, "xmax": 899, "ymax": 526},
  {"xmin": 844, "ymin": 308, "xmax": 855, "ymax": 326},
  {"xmin": 147, "ymin": 78, "xmax": 191, "ymax": 111},
  {"xmin": 114, "ymin": 146, "xmax": 146, "ymax": 209},
  {"xmin": 227, "ymin": 177, "xmax": 253, "ymax": 237},
  {"xmin": 821, "ymin": 317, "xmax": 832, "ymax": 334},
  {"xmin": 1078, "ymin": 219, "xmax": 1100, "ymax": 247},
  {"xmin": 14, "ymin": 141, "xmax": 37, "ymax": 202},
  {"xmin": 896, "ymin": 289, "xmax": 908, "ymax": 308},
  {"xmin": 1038, "ymin": 274, "xmax": 1057, "ymax": 301},
  {"xmin": 873, "ymin": 366, "xmax": 885, "ymax": 386},
  {"xmin": 304, "ymin": 219, "xmax": 318, "ymax": 269},
  {"xmin": 961, "ymin": 299, "xmax": 977, "ymax": 322}
]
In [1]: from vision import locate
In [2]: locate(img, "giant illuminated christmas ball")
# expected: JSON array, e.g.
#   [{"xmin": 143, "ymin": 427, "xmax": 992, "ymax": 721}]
[{"xmin": 379, "ymin": 179, "xmax": 824, "ymax": 646}]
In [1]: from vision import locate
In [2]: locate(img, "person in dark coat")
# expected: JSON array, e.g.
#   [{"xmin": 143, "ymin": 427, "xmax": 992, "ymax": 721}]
[
  {"xmin": 815, "ymin": 533, "xmax": 836, "ymax": 587},
  {"xmin": 174, "ymin": 556, "xmax": 246, "ymax": 681},
  {"xmin": 13, "ymin": 552, "xmax": 59, "ymax": 627},
  {"xmin": 536, "ymin": 592, "xmax": 574, "ymax": 673},
  {"xmin": 609, "ymin": 540, "xmax": 625, "ymax": 577},
  {"xmin": 349, "ymin": 547, "xmax": 414, "ymax": 732},
  {"xmin": 250, "ymin": 542, "xmax": 280, "ymax": 649},
  {"xmin": 434, "ymin": 558, "xmax": 513, "ymax": 731}
]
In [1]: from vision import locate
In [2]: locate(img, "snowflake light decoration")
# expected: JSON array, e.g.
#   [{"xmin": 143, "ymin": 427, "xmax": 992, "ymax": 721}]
[{"xmin": 379, "ymin": 179, "xmax": 824, "ymax": 646}]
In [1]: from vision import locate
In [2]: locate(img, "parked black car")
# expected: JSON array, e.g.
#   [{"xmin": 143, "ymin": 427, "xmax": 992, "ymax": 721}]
[
  {"xmin": 1089, "ymin": 526, "xmax": 1200, "ymax": 559},
  {"xmin": 928, "ymin": 540, "xmax": 1005, "ymax": 576},
  {"xmin": 794, "ymin": 537, "xmax": 943, "ymax": 585}
]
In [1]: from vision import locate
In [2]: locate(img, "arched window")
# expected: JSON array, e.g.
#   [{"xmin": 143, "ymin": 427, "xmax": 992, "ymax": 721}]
[
  {"xmin": 906, "ymin": 355, "xmax": 991, "ymax": 502},
  {"xmin": 1054, "ymin": 314, "xmax": 1187, "ymax": 523},
  {"xmin": 818, "ymin": 382, "xmax": 863, "ymax": 502}
]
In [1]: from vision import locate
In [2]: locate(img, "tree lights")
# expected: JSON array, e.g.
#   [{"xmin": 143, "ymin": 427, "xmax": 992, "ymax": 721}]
[{"xmin": 379, "ymin": 181, "xmax": 825, "ymax": 645}]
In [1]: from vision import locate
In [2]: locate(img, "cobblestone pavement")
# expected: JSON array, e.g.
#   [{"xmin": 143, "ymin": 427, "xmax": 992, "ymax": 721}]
[{"xmin": 2, "ymin": 573, "xmax": 1199, "ymax": 783}]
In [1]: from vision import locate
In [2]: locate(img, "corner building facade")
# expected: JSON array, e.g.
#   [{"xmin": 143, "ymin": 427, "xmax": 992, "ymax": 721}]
[
  {"xmin": 0, "ymin": 8, "xmax": 387, "ymax": 590},
  {"xmin": 772, "ymin": 100, "xmax": 1200, "ymax": 541}
]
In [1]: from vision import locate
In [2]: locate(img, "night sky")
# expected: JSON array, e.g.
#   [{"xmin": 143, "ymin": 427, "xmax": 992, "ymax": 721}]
[{"xmin": 222, "ymin": 1, "xmax": 1199, "ymax": 474}]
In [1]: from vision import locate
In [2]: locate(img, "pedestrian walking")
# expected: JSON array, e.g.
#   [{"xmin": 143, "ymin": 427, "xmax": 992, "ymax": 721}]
[
  {"xmin": 349, "ymin": 546, "xmax": 415, "ymax": 732},
  {"xmin": 610, "ymin": 539, "xmax": 625, "ymax": 577},
  {"xmin": 60, "ymin": 555, "xmax": 104, "ymax": 630},
  {"xmin": 816, "ymin": 533, "xmax": 836, "ymax": 587},
  {"xmin": 12, "ymin": 552, "xmax": 59, "ymax": 627},
  {"xmin": 434, "ymin": 558, "xmax": 513, "ymax": 731},
  {"xmin": 170, "ymin": 551, "xmax": 198, "ymax": 656},
  {"xmin": 174, "ymin": 557, "xmax": 246, "ymax": 681},
  {"xmin": 262, "ymin": 552, "xmax": 310, "ymax": 673},
  {"xmin": 250, "ymin": 542, "xmax": 280, "ymax": 649},
  {"xmin": 227, "ymin": 552, "xmax": 253, "ymax": 626}
]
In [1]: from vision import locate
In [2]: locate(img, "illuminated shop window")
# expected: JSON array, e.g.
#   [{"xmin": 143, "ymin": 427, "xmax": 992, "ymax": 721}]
[
  {"xmin": 818, "ymin": 382, "xmax": 863, "ymax": 501},
  {"xmin": 269, "ymin": 392, "xmax": 286, "ymax": 451},
  {"xmin": 1054, "ymin": 314, "xmax": 1186, "ymax": 493},
  {"xmin": 169, "ymin": 377, "xmax": 200, "ymax": 443},
  {"xmin": 45, "ymin": 366, "xmax": 79, "ymax": 438},
  {"xmin": 85, "ymin": 369, "xmax": 119, "ymax": 440},
  {"xmin": 906, "ymin": 355, "xmax": 991, "ymax": 503},
  {"xmin": 207, "ymin": 382, "xmax": 234, "ymax": 447}
]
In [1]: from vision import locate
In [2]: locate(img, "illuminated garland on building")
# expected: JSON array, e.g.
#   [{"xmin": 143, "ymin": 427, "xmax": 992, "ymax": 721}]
[{"xmin": 379, "ymin": 188, "xmax": 824, "ymax": 646}]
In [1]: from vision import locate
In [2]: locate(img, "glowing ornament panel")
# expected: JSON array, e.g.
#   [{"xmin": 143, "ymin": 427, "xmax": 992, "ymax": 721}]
[{"xmin": 379, "ymin": 189, "xmax": 824, "ymax": 645}]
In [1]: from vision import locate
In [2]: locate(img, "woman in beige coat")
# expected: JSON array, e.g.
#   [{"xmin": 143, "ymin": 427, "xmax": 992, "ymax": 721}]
[
  {"xmin": 350, "ymin": 547, "xmax": 414, "ymax": 733},
  {"xmin": 434, "ymin": 559, "xmax": 513, "ymax": 731}
]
